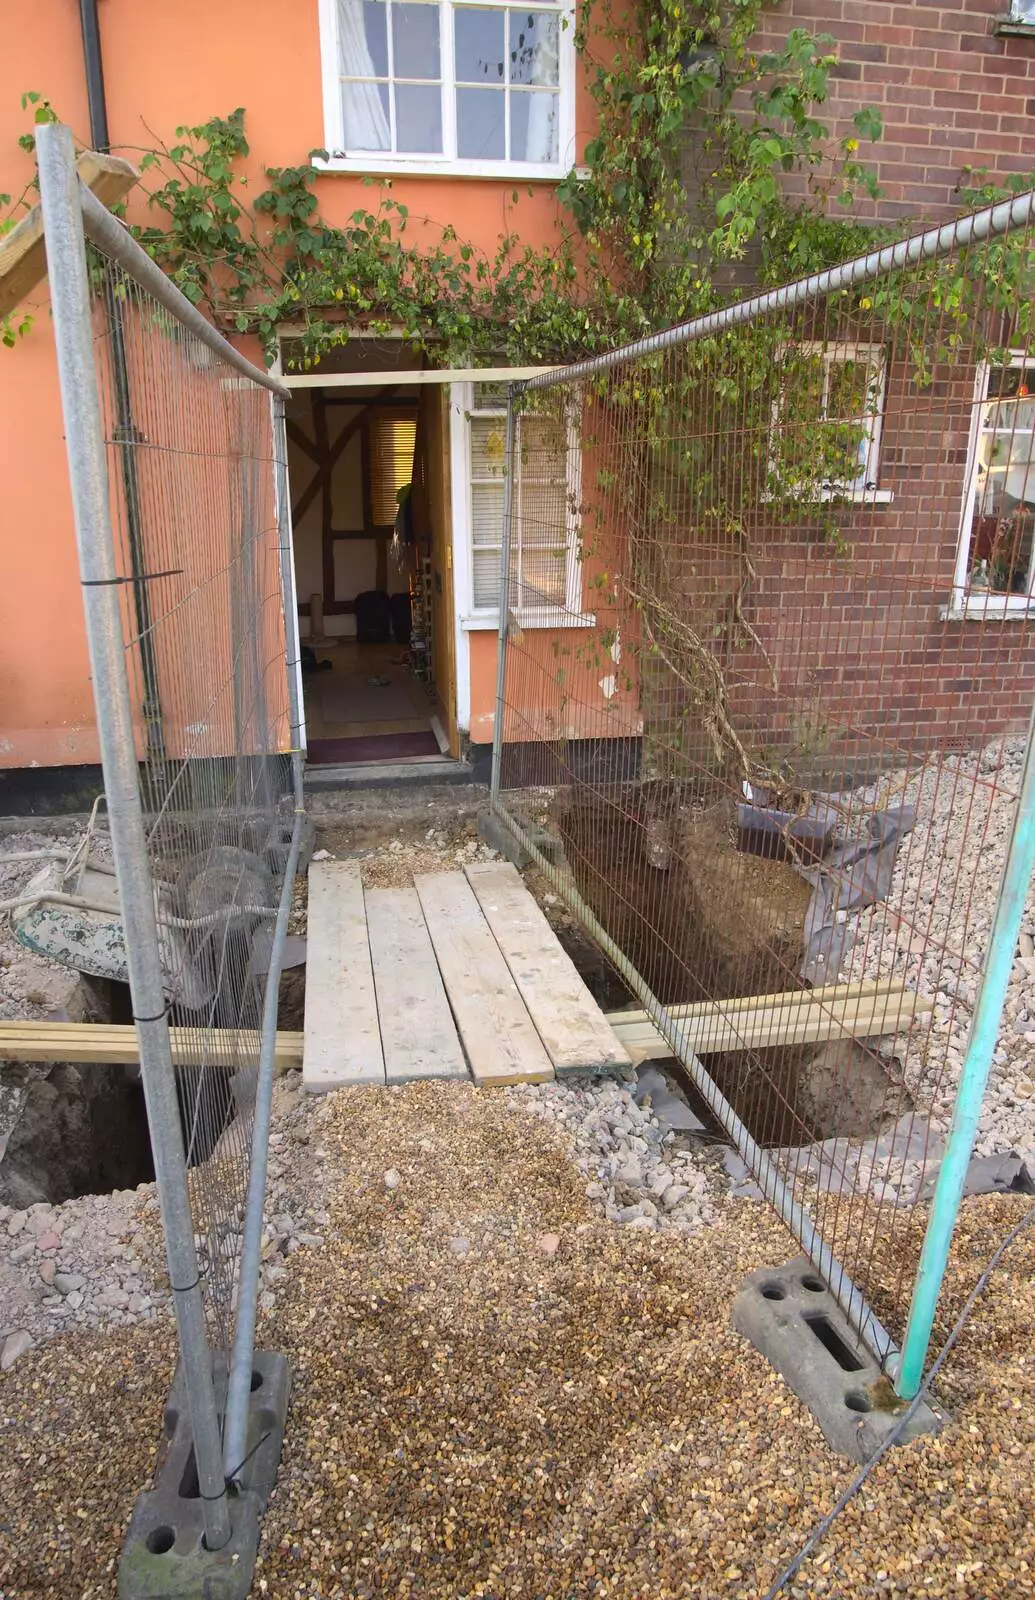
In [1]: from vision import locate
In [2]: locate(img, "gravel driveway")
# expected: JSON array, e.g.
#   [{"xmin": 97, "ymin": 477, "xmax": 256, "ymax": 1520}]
[{"xmin": 1, "ymin": 1077, "xmax": 1033, "ymax": 1599}]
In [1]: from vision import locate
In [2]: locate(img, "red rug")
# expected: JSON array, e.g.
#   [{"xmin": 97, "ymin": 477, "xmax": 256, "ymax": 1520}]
[{"xmin": 306, "ymin": 730, "xmax": 440, "ymax": 766}]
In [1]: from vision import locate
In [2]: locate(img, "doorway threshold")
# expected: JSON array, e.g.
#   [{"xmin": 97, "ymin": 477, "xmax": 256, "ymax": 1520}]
[{"xmin": 304, "ymin": 756, "xmax": 475, "ymax": 789}]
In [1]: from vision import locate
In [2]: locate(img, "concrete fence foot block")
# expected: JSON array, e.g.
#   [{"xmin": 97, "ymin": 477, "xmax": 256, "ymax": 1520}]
[
  {"xmin": 477, "ymin": 808, "xmax": 530, "ymax": 867},
  {"xmin": 733, "ymin": 1257, "xmax": 940, "ymax": 1463},
  {"xmin": 118, "ymin": 1350, "xmax": 290, "ymax": 1600}
]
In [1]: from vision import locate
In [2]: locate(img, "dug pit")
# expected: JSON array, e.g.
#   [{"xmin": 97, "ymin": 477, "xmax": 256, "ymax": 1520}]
[{"xmin": 551, "ymin": 784, "xmax": 914, "ymax": 1152}]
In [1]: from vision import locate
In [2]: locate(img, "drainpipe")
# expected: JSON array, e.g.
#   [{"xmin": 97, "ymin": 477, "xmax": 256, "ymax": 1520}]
[{"xmin": 78, "ymin": 0, "xmax": 165, "ymax": 766}]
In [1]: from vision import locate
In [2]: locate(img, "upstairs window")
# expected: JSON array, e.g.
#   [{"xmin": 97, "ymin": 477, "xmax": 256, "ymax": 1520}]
[{"xmin": 319, "ymin": 0, "xmax": 574, "ymax": 176}]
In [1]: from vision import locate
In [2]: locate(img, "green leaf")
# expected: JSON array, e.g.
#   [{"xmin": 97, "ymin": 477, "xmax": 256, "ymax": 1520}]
[{"xmin": 852, "ymin": 105, "xmax": 883, "ymax": 142}]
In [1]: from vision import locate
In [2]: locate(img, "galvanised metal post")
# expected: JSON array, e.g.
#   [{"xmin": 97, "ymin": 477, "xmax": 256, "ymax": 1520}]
[
  {"xmin": 270, "ymin": 396, "xmax": 308, "ymax": 771},
  {"xmin": 893, "ymin": 699, "xmax": 1035, "ymax": 1398},
  {"xmin": 223, "ymin": 397, "xmax": 306, "ymax": 1480},
  {"xmin": 489, "ymin": 390, "xmax": 518, "ymax": 804},
  {"xmin": 36, "ymin": 121, "xmax": 232, "ymax": 1550}
]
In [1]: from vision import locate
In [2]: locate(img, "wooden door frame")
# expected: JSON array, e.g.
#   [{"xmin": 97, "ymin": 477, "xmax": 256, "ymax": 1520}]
[{"xmin": 283, "ymin": 378, "xmax": 460, "ymax": 754}]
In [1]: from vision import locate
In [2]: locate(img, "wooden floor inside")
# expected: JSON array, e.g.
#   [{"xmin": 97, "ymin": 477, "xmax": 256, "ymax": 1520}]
[
  {"xmin": 303, "ymin": 860, "xmax": 631, "ymax": 1090},
  {"xmin": 303, "ymin": 641, "xmax": 436, "ymax": 733}
]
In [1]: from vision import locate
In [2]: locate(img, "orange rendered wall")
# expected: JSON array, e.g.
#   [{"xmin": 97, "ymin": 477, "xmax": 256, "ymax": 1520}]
[
  {"xmin": 0, "ymin": 0, "xmax": 593, "ymax": 769},
  {"xmin": 467, "ymin": 627, "xmax": 642, "ymax": 749}
]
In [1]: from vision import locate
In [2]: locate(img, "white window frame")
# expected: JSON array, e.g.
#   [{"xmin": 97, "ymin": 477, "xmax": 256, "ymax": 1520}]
[
  {"xmin": 452, "ymin": 381, "xmax": 589, "ymax": 630},
  {"xmin": 950, "ymin": 352, "xmax": 1035, "ymax": 620},
  {"xmin": 768, "ymin": 341, "xmax": 892, "ymax": 504},
  {"xmin": 317, "ymin": 0, "xmax": 577, "ymax": 179}
]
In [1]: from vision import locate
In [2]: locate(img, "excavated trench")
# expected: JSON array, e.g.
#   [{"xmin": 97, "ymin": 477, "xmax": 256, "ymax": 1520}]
[
  {"xmin": 0, "ymin": 962, "xmax": 307, "ymax": 1210},
  {"xmin": 548, "ymin": 784, "xmax": 914, "ymax": 1152},
  {"xmin": 0, "ymin": 975, "xmax": 157, "ymax": 1209}
]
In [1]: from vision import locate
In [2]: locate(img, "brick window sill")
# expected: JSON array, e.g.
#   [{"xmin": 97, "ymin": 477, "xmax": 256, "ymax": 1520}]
[
  {"xmin": 761, "ymin": 488, "xmax": 894, "ymax": 505},
  {"xmin": 940, "ymin": 598, "xmax": 1035, "ymax": 621},
  {"xmin": 993, "ymin": 16, "xmax": 1035, "ymax": 35}
]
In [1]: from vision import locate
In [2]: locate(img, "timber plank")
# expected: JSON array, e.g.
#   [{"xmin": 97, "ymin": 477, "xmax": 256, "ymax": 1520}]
[
  {"xmin": 365, "ymin": 886, "xmax": 468, "ymax": 1082},
  {"xmin": 0, "ymin": 150, "xmax": 139, "ymax": 320},
  {"xmin": 608, "ymin": 990, "xmax": 930, "ymax": 1064},
  {"xmin": 608, "ymin": 980, "xmax": 913, "ymax": 1041},
  {"xmin": 303, "ymin": 860, "xmax": 385, "ymax": 1090},
  {"xmin": 0, "ymin": 1021, "xmax": 304, "ymax": 1070},
  {"xmin": 414, "ymin": 871, "xmax": 553, "ymax": 1085},
  {"xmin": 464, "ymin": 860, "xmax": 630, "ymax": 1075}
]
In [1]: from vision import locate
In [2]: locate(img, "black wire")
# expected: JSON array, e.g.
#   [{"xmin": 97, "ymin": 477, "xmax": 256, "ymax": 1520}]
[
  {"xmin": 81, "ymin": 567, "xmax": 183, "ymax": 587},
  {"xmin": 197, "ymin": 1429, "xmax": 274, "ymax": 1499},
  {"xmin": 761, "ymin": 1203, "xmax": 1035, "ymax": 1600}
]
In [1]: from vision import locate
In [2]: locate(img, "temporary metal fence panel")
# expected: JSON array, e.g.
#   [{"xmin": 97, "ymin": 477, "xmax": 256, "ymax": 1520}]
[
  {"xmin": 37, "ymin": 123, "xmax": 304, "ymax": 1545},
  {"xmin": 491, "ymin": 191, "xmax": 1035, "ymax": 1386}
]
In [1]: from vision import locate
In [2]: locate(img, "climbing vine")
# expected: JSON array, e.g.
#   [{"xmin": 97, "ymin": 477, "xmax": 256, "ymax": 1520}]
[{"xmin": 2, "ymin": 1, "xmax": 890, "ymax": 363}]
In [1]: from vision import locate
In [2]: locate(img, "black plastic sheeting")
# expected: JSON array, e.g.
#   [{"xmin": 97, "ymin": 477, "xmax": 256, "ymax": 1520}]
[{"xmin": 798, "ymin": 805, "xmax": 917, "ymax": 984}]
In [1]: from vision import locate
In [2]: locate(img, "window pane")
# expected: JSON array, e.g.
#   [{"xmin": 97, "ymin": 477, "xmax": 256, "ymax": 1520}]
[
  {"xmin": 520, "ymin": 480, "xmax": 566, "ymax": 542},
  {"xmin": 471, "ymin": 483, "xmax": 504, "ymax": 545},
  {"xmin": 510, "ymin": 90, "xmax": 558, "ymax": 162},
  {"xmin": 393, "ymin": 1, "xmax": 440, "ymax": 79},
  {"xmin": 455, "ymin": 6, "xmax": 506, "ymax": 81},
  {"xmin": 473, "ymin": 547, "xmax": 502, "ymax": 607},
  {"xmin": 471, "ymin": 416, "xmax": 507, "ymax": 477},
  {"xmin": 827, "ymin": 357, "xmax": 873, "ymax": 421},
  {"xmin": 342, "ymin": 80, "xmax": 391, "ymax": 150},
  {"xmin": 509, "ymin": 11, "xmax": 559, "ymax": 85},
  {"xmin": 369, "ymin": 414, "xmax": 417, "ymax": 524},
  {"xmin": 473, "ymin": 381, "xmax": 508, "ymax": 408},
  {"xmin": 518, "ymin": 546, "xmax": 566, "ymax": 607},
  {"xmin": 458, "ymin": 86, "xmax": 505, "ymax": 158},
  {"xmin": 395, "ymin": 83, "xmax": 443, "ymax": 151},
  {"xmin": 987, "ymin": 363, "xmax": 1035, "ymax": 400},
  {"xmin": 339, "ymin": 0, "xmax": 389, "ymax": 77},
  {"xmin": 973, "ymin": 371, "xmax": 1035, "ymax": 593},
  {"xmin": 519, "ymin": 416, "xmax": 566, "ymax": 478}
]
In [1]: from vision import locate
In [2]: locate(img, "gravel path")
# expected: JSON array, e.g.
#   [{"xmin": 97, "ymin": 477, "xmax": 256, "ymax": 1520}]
[
  {"xmin": 1, "ymin": 1079, "xmax": 1033, "ymax": 1598},
  {"xmin": 845, "ymin": 739, "xmax": 1035, "ymax": 1176}
]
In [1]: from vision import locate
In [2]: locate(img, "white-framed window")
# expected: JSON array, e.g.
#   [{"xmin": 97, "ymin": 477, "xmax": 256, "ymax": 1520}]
[
  {"xmin": 952, "ymin": 353, "xmax": 1035, "ymax": 617},
  {"xmin": 462, "ymin": 381, "xmax": 583, "ymax": 622},
  {"xmin": 768, "ymin": 342, "xmax": 891, "ymax": 503},
  {"xmin": 317, "ymin": 0, "xmax": 576, "ymax": 178}
]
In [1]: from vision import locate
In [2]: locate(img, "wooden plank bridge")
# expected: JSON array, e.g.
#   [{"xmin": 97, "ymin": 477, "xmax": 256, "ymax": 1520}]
[{"xmin": 0, "ymin": 860, "xmax": 930, "ymax": 1082}]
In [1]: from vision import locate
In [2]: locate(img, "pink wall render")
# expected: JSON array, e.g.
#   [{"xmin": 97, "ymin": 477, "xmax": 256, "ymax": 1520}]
[{"xmin": 0, "ymin": 0, "xmax": 589, "ymax": 769}]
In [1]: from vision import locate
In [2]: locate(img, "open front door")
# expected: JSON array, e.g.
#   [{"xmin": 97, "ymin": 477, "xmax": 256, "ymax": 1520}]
[{"xmin": 414, "ymin": 385, "xmax": 459, "ymax": 756}]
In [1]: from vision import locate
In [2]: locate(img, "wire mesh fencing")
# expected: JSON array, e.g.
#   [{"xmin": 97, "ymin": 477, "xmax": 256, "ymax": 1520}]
[
  {"xmin": 91, "ymin": 255, "xmax": 295, "ymax": 1354},
  {"xmin": 492, "ymin": 193, "xmax": 1035, "ymax": 1374},
  {"xmin": 38, "ymin": 124, "xmax": 303, "ymax": 1543}
]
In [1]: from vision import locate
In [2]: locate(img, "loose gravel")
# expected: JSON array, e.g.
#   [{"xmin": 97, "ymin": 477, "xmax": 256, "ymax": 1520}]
[
  {"xmin": 845, "ymin": 739, "xmax": 1035, "ymax": 1171},
  {"xmin": 0, "ymin": 1080, "xmax": 1033, "ymax": 1598},
  {"xmin": 0, "ymin": 1075, "xmax": 330, "ymax": 1371},
  {"xmin": 514, "ymin": 1075, "xmax": 724, "ymax": 1235}
]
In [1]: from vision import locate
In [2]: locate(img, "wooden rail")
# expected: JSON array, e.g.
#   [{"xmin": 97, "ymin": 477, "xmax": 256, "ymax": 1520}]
[
  {"xmin": 606, "ymin": 980, "xmax": 930, "ymax": 1064},
  {"xmin": 0, "ymin": 149, "xmax": 139, "ymax": 321},
  {"xmin": 0, "ymin": 979, "xmax": 928, "ymax": 1073},
  {"xmin": 0, "ymin": 1022, "xmax": 305, "ymax": 1070}
]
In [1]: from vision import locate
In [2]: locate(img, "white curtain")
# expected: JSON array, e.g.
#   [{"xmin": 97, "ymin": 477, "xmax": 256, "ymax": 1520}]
[
  {"xmin": 524, "ymin": 14, "xmax": 559, "ymax": 163},
  {"xmin": 337, "ymin": 0, "xmax": 391, "ymax": 151}
]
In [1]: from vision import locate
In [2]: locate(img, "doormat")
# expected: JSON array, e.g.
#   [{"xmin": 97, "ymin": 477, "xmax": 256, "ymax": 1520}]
[{"xmin": 307, "ymin": 730, "xmax": 441, "ymax": 765}]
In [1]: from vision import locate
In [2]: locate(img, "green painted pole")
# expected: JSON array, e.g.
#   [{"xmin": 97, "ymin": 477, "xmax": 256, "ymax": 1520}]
[{"xmin": 894, "ymin": 706, "xmax": 1035, "ymax": 1399}]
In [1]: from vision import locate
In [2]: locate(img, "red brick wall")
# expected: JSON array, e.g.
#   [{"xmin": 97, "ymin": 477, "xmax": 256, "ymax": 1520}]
[
  {"xmin": 752, "ymin": 0, "xmax": 1035, "ymax": 223},
  {"xmin": 725, "ymin": 347, "xmax": 1035, "ymax": 768},
  {"xmin": 597, "ymin": 341, "xmax": 1035, "ymax": 776},
  {"xmin": 694, "ymin": 0, "xmax": 1035, "ymax": 762}
]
